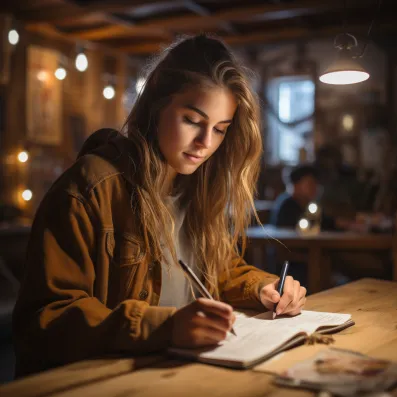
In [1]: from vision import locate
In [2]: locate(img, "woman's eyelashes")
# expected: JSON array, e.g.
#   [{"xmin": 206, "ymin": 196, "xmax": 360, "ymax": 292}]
[
  {"xmin": 183, "ymin": 116, "xmax": 226, "ymax": 135},
  {"xmin": 183, "ymin": 116, "xmax": 199, "ymax": 126}
]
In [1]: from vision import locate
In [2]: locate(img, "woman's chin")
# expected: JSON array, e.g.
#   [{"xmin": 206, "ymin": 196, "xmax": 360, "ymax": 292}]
[
  {"xmin": 173, "ymin": 163, "xmax": 201, "ymax": 175},
  {"xmin": 179, "ymin": 167, "xmax": 199, "ymax": 175}
]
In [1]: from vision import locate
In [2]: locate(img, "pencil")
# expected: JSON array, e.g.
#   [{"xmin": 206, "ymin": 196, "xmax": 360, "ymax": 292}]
[
  {"xmin": 273, "ymin": 260, "xmax": 289, "ymax": 319},
  {"xmin": 178, "ymin": 260, "xmax": 237, "ymax": 336}
]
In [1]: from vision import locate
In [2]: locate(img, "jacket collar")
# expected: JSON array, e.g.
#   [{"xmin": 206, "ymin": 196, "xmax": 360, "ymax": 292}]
[{"xmin": 78, "ymin": 128, "xmax": 137, "ymax": 185}]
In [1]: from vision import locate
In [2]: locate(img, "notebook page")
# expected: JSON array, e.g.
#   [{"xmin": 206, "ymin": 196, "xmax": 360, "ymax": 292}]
[{"xmin": 196, "ymin": 310, "xmax": 351, "ymax": 364}]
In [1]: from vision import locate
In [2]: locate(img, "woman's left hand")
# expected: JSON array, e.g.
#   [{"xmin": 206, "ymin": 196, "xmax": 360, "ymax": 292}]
[{"xmin": 259, "ymin": 276, "xmax": 307, "ymax": 316}]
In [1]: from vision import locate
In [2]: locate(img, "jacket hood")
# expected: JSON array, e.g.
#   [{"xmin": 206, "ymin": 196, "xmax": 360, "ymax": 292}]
[
  {"xmin": 77, "ymin": 128, "xmax": 137, "ymax": 185},
  {"xmin": 77, "ymin": 128, "xmax": 120, "ymax": 159}
]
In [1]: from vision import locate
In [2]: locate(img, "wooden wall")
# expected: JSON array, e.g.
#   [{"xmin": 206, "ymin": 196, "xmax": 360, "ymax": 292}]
[{"xmin": 0, "ymin": 18, "xmax": 136, "ymax": 219}]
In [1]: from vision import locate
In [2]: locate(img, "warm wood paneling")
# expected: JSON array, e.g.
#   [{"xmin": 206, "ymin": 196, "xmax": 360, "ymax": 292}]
[{"xmin": 0, "ymin": 17, "xmax": 132, "ymax": 217}]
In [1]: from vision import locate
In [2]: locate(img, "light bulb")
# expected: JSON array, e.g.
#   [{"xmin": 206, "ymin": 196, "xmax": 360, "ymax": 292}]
[
  {"xmin": 308, "ymin": 203, "xmax": 318, "ymax": 214},
  {"xmin": 75, "ymin": 53, "xmax": 88, "ymax": 72},
  {"xmin": 298, "ymin": 218, "xmax": 309, "ymax": 230},
  {"xmin": 8, "ymin": 29, "xmax": 19, "ymax": 45},
  {"xmin": 18, "ymin": 151, "xmax": 29, "ymax": 163},
  {"xmin": 37, "ymin": 71, "xmax": 48, "ymax": 82},
  {"xmin": 103, "ymin": 85, "xmax": 115, "ymax": 100},
  {"xmin": 22, "ymin": 189, "xmax": 33, "ymax": 201},
  {"xmin": 319, "ymin": 70, "xmax": 369, "ymax": 85},
  {"xmin": 342, "ymin": 114, "xmax": 354, "ymax": 131},
  {"xmin": 319, "ymin": 34, "xmax": 370, "ymax": 85},
  {"xmin": 55, "ymin": 67, "xmax": 67, "ymax": 80}
]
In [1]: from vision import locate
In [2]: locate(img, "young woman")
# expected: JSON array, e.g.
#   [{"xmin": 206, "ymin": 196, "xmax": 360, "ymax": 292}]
[{"xmin": 13, "ymin": 34, "xmax": 307, "ymax": 377}]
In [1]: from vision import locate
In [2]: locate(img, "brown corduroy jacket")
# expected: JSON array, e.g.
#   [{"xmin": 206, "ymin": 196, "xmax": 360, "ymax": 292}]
[{"xmin": 12, "ymin": 129, "xmax": 277, "ymax": 377}]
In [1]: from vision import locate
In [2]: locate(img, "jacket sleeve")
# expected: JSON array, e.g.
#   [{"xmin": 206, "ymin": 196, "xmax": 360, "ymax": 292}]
[
  {"xmin": 218, "ymin": 255, "xmax": 277, "ymax": 311},
  {"xmin": 12, "ymin": 191, "xmax": 175, "ymax": 377}
]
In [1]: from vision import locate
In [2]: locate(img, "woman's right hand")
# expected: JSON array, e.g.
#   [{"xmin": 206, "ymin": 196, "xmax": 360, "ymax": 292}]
[{"xmin": 171, "ymin": 298, "xmax": 236, "ymax": 348}]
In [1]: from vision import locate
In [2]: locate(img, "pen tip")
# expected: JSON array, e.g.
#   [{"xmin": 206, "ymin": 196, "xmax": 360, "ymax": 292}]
[{"xmin": 231, "ymin": 328, "xmax": 237, "ymax": 336}]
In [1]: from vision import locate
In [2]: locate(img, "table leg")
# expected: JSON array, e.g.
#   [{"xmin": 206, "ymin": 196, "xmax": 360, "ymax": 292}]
[
  {"xmin": 307, "ymin": 246, "xmax": 325, "ymax": 294},
  {"xmin": 322, "ymin": 251, "xmax": 332, "ymax": 290}
]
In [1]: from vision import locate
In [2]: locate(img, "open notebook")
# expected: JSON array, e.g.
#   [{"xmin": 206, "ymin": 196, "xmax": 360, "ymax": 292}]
[{"xmin": 168, "ymin": 310, "xmax": 354, "ymax": 369}]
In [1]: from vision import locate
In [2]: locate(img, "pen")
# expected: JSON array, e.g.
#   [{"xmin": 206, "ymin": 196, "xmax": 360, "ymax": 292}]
[
  {"xmin": 178, "ymin": 260, "xmax": 237, "ymax": 336},
  {"xmin": 273, "ymin": 260, "xmax": 289, "ymax": 319}
]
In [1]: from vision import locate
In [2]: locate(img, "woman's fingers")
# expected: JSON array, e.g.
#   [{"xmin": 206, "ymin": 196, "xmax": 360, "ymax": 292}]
[
  {"xmin": 195, "ymin": 298, "xmax": 233, "ymax": 320},
  {"xmin": 275, "ymin": 276, "xmax": 296, "ymax": 314},
  {"xmin": 171, "ymin": 298, "xmax": 236, "ymax": 348},
  {"xmin": 277, "ymin": 279, "xmax": 307, "ymax": 316},
  {"xmin": 283, "ymin": 291, "xmax": 307, "ymax": 316},
  {"xmin": 195, "ymin": 326, "xmax": 228, "ymax": 345},
  {"xmin": 192, "ymin": 311, "xmax": 233, "ymax": 333}
]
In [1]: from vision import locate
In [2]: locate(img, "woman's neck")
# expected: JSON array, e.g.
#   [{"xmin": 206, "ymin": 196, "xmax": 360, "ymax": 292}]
[{"xmin": 162, "ymin": 166, "xmax": 177, "ymax": 196}]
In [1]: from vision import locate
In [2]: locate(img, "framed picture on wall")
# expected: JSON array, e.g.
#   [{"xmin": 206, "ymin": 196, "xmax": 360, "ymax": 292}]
[{"xmin": 26, "ymin": 46, "xmax": 62, "ymax": 145}]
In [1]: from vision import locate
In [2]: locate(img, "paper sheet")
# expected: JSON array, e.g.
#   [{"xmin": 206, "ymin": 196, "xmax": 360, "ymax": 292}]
[{"xmin": 192, "ymin": 310, "xmax": 351, "ymax": 364}]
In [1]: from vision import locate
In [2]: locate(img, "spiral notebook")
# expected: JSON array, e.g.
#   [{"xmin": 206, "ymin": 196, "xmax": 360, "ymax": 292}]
[{"xmin": 168, "ymin": 310, "xmax": 354, "ymax": 369}]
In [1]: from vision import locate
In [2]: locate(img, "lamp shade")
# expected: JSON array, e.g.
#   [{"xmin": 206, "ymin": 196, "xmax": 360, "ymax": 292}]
[{"xmin": 319, "ymin": 48, "xmax": 369, "ymax": 85}]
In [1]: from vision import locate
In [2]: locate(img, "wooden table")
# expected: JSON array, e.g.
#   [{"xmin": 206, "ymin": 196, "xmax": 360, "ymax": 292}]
[
  {"xmin": 246, "ymin": 225, "xmax": 397, "ymax": 293},
  {"xmin": 1, "ymin": 278, "xmax": 396, "ymax": 397}
]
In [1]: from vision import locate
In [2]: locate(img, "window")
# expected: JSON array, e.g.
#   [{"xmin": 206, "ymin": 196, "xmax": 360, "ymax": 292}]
[{"xmin": 266, "ymin": 76, "xmax": 315, "ymax": 164}]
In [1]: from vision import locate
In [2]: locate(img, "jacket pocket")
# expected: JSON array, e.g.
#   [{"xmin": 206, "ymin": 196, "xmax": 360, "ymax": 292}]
[{"xmin": 106, "ymin": 231, "xmax": 144, "ymax": 301}]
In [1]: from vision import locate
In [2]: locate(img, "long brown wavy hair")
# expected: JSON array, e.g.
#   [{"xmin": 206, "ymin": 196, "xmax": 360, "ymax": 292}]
[{"xmin": 124, "ymin": 34, "xmax": 262, "ymax": 298}]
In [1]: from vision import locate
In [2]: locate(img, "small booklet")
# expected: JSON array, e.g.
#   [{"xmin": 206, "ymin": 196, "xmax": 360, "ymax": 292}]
[
  {"xmin": 274, "ymin": 348, "xmax": 397, "ymax": 396},
  {"xmin": 168, "ymin": 310, "xmax": 354, "ymax": 369}
]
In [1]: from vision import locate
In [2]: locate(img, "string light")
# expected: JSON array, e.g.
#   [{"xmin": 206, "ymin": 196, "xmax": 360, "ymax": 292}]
[
  {"xmin": 18, "ymin": 151, "xmax": 29, "ymax": 163},
  {"xmin": 298, "ymin": 218, "xmax": 309, "ymax": 230},
  {"xmin": 75, "ymin": 52, "xmax": 88, "ymax": 72},
  {"xmin": 8, "ymin": 29, "xmax": 19, "ymax": 45},
  {"xmin": 22, "ymin": 190, "xmax": 32, "ymax": 201},
  {"xmin": 308, "ymin": 203, "xmax": 318, "ymax": 214},
  {"xmin": 103, "ymin": 85, "xmax": 115, "ymax": 100},
  {"xmin": 55, "ymin": 67, "xmax": 67, "ymax": 80},
  {"xmin": 37, "ymin": 70, "xmax": 49, "ymax": 82},
  {"xmin": 342, "ymin": 114, "xmax": 354, "ymax": 131}
]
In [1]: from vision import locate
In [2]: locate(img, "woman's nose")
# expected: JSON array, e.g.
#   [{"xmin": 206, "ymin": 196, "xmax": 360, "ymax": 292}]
[{"xmin": 195, "ymin": 127, "xmax": 212, "ymax": 148}]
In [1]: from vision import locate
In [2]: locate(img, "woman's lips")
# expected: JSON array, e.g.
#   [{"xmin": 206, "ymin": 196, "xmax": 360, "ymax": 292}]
[{"xmin": 183, "ymin": 153, "xmax": 204, "ymax": 163}]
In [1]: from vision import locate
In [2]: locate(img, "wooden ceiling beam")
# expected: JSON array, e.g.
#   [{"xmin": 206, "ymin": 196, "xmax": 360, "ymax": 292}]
[
  {"xmin": 66, "ymin": 24, "xmax": 172, "ymax": 41},
  {"xmin": 127, "ymin": 0, "xmax": 370, "ymax": 31},
  {"xmin": 22, "ymin": 15, "xmax": 396, "ymax": 57},
  {"xmin": 117, "ymin": 23, "xmax": 394, "ymax": 55},
  {"xmin": 17, "ymin": 0, "xmax": 170, "ymax": 24},
  {"xmin": 25, "ymin": 22, "xmax": 76, "ymax": 42},
  {"xmin": 24, "ymin": 22, "xmax": 129, "ymax": 57},
  {"xmin": 117, "ymin": 27, "xmax": 310, "ymax": 54},
  {"xmin": 184, "ymin": 0, "xmax": 237, "ymax": 34},
  {"xmin": 23, "ymin": 0, "xmax": 173, "ymax": 41},
  {"xmin": 48, "ymin": 0, "xmax": 373, "ymax": 42}
]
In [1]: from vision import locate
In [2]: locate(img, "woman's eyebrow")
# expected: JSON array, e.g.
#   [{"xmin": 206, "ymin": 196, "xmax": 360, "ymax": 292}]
[{"xmin": 183, "ymin": 105, "xmax": 233, "ymax": 124}]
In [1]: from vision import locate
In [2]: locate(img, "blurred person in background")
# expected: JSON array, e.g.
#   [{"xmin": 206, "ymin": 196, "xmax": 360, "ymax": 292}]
[{"xmin": 269, "ymin": 163, "xmax": 361, "ymax": 231}]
